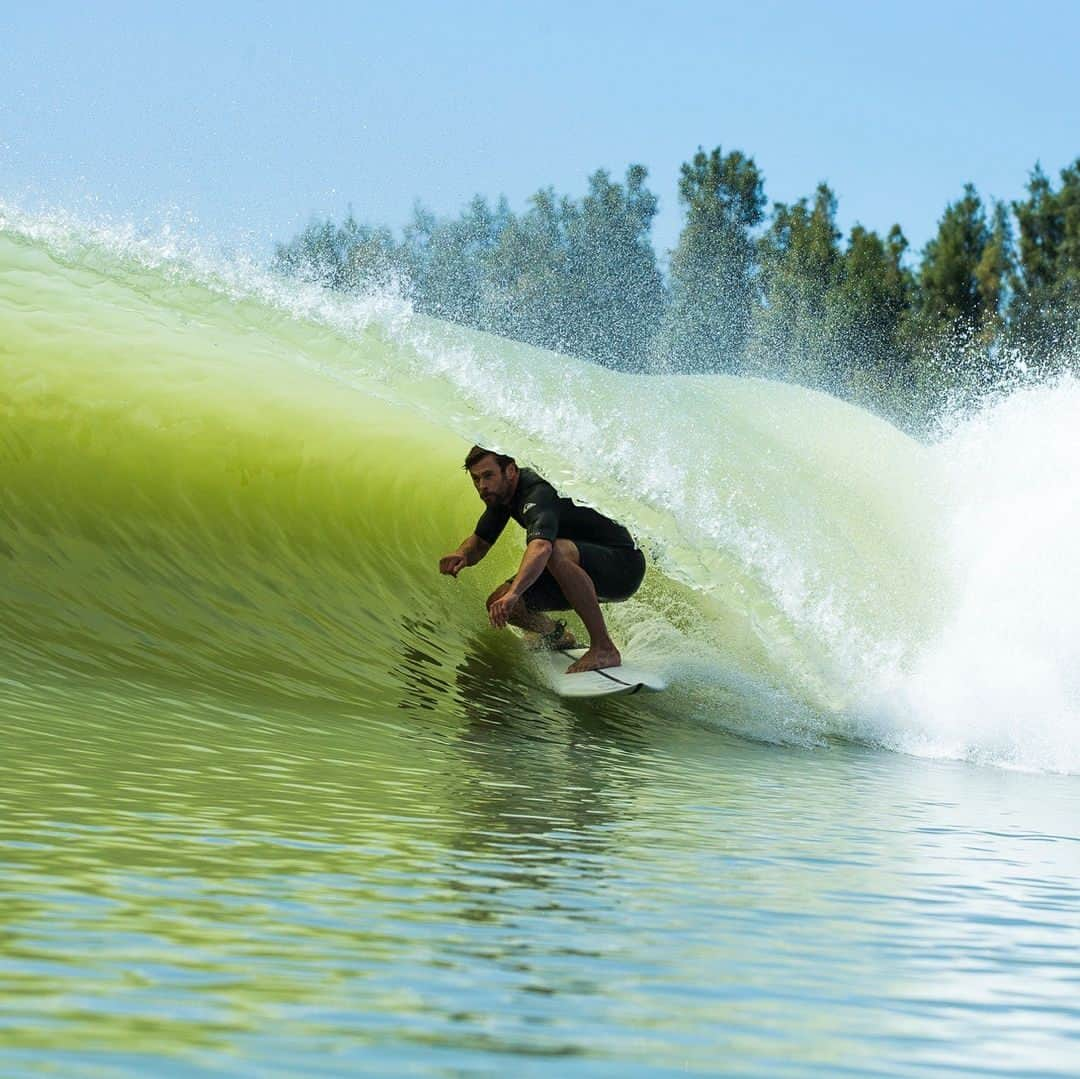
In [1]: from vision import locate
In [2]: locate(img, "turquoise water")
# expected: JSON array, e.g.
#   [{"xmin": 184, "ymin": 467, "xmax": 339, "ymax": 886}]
[{"xmin": 2, "ymin": 211, "xmax": 1079, "ymax": 1075}]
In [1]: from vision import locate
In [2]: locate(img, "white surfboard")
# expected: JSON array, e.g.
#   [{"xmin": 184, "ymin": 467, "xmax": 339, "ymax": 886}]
[{"xmin": 538, "ymin": 647, "xmax": 667, "ymax": 699}]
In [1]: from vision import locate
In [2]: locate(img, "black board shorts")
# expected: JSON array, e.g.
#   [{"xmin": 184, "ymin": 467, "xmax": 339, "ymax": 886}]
[{"xmin": 517, "ymin": 543, "xmax": 646, "ymax": 612}]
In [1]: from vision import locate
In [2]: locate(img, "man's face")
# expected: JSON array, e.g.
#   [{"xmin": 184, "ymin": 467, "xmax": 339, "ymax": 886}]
[{"xmin": 468, "ymin": 455, "xmax": 517, "ymax": 506}]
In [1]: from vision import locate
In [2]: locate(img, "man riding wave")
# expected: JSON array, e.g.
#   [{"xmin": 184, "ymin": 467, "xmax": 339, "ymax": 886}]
[{"xmin": 439, "ymin": 446, "xmax": 646, "ymax": 674}]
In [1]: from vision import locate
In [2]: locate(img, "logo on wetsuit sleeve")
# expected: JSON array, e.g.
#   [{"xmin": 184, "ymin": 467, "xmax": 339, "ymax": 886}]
[{"xmin": 523, "ymin": 503, "xmax": 537, "ymax": 513}]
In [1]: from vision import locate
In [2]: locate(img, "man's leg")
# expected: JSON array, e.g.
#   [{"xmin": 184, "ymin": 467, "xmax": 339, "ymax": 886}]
[{"xmin": 545, "ymin": 540, "xmax": 620, "ymax": 673}]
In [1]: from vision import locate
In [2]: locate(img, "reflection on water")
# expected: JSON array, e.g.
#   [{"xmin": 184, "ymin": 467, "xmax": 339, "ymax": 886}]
[{"xmin": 2, "ymin": 664, "xmax": 1079, "ymax": 1077}]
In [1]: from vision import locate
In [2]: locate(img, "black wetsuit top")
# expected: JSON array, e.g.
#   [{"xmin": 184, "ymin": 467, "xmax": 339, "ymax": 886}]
[{"xmin": 474, "ymin": 468, "xmax": 635, "ymax": 550}]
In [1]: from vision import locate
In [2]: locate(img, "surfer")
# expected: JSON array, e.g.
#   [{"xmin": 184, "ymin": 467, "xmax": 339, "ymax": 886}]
[{"xmin": 439, "ymin": 446, "xmax": 646, "ymax": 674}]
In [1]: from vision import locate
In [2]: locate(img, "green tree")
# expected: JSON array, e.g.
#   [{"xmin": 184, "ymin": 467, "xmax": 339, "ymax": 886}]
[
  {"xmin": 749, "ymin": 189, "xmax": 922, "ymax": 423},
  {"xmin": 919, "ymin": 184, "xmax": 1008, "ymax": 334},
  {"xmin": 482, "ymin": 166, "xmax": 664, "ymax": 370},
  {"xmin": 659, "ymin": 147, "xmax": 766, "ymax": 372},
  {"xmin": 1009, "ymin": 160, "xmax": 1080, "ymax": 364},
  {"xmin": 750, "ymin": 183, "xmax": 843, "ymax": 388},
  {"xmin": 402, "ymin": 196, "xmax": 511, "ymax": 326},
  {"xmin": 565, "ymin": 165, "xmax": 664, "ymax": 370},
  {"xmin": 827, "ymin": 223, "xmax": 918, "ymax": 419},
  {"xmin": 912, "ymin": 185, "xmax": 1012, "ymax": 405},
  {"xmin": 481, "ymin": 186, "xmax": 576, "ymax": 352},
  {"xmin": 271, "ymin": 212, "xmax": 398, "ymax": 293}
]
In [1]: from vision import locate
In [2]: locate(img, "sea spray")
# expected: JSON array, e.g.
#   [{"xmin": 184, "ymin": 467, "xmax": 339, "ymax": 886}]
[{"xmin": 866, "ymin": 376, "xmax": 1080, "ymax": 772}]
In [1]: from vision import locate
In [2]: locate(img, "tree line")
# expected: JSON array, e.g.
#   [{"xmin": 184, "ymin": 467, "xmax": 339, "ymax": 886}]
[{"xmin": 272, "ymin": 149, "xmax": 1080, "ymax": 432}]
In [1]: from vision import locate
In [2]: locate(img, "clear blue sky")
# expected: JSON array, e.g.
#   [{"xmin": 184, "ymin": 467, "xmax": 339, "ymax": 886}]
[{"xmin": 3, "ymin": 0, "xmax": 1078, "ymax": 263}]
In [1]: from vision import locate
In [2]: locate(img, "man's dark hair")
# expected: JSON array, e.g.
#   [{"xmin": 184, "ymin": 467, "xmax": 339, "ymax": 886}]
[{"xmin": 464, "ymin": 445, "xmax": 516, "ymax": 472}]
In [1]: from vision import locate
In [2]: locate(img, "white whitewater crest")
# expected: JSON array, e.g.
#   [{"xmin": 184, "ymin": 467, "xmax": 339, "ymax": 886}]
[{"xmin": 865, "ymin": 374, "xmax": 1080, "ymax": 773}]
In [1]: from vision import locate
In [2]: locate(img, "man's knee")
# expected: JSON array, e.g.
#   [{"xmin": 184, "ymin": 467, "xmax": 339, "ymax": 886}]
[{"xmin": 548, "ymin": 539, "xmax": 580, "ymax": 571}]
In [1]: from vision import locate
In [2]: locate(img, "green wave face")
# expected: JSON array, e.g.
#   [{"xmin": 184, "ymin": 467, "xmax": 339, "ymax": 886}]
[{"xmin": 0, "ymin": 221, "xmax": 943, "ymax": 737}]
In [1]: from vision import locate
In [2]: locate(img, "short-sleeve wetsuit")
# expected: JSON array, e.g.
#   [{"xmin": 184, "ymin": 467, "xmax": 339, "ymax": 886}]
[{"xmin": 474, "ymin": 467, "xmax": 646, "ymax": 612}]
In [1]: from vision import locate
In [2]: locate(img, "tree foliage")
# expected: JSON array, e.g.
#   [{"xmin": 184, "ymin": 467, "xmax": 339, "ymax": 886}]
[
  {"xmin": 483, "ymin": 167, "xmax": 664, "ymax": 370},
  {"xmin": 751, "ymin": 183, "xmax": 844, "ymax": 387},
  {"xmin": 271, "ymin": 212, "xmax": 398, "ymax": 292},
  {"xmin": 918, "ymin": 184, "xmax": 1009, "ymax": 335},
  {"xmin": 1009, "ymin": 160, "xmax": 1080, "ymax": 363},
  {"xmin": 402, "ymin": 196, "xmax": 511, "ymax": 327},
  {"xmin": 660, "ymin": 147, "xmax": 765, "ymax": 372},
  {"xmin": 271, "ymin": 151, "xmax": 1080, "ymax": 432}
]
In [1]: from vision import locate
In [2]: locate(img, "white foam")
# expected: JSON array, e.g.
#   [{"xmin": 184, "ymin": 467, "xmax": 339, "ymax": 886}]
[{"xmin": 868, "ymin": 375, "xmax": 1080, "ymax": 772}]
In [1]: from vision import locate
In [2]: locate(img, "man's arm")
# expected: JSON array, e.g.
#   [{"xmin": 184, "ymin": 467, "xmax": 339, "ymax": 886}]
[
  {"xmin": 488, "ymin": 539, "xmax": 552, "ymax": 627},
  {"xmin": 439, "ymin": 533, "xmax": 491, "ymax": 577}
]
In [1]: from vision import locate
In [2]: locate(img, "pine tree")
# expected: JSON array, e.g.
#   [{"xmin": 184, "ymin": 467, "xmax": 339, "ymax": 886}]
[
  {"xmin": 659, "ymin": 147, "xmax": 766, "ymax": 372},
  {"xmin": 564, "ymin": 166, "xmax": 664, "ymax": 370},
  {"xmin": 482, "ymin": 166, "xmax": 663, "ymax": 369},
  {"xmin": 271, "ymin": 212, "xmax": 399, "ymax": 293},
  {"xmin": 402, "ymin": 196, "xmax": 511, "ymax": 326},
  {"xmin": 913, "ymin": 185, "xmax": 1013, "ymax": 404},
  {"xmin": 918, "ymin": 184, "xmax": 1007, "ymax": 335},
  {"xmin": 1009, "ymin": 160, "xmax": 1080, "ymax": 364},
  {"xmin": 827, "ymin": 223, "xmax": 918, "ymax": 418},
  {"xmin": 481, "ymin": 186, "xmax": 578, "ymax": 353},
  {"xmin": 750, "ymin": 183, "xmax": 843, "ymax": 389}
]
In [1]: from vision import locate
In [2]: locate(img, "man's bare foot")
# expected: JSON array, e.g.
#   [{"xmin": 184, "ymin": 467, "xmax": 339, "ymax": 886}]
[{"xmin": 565, "ymin": 646, "xmax": 621, "ymax": 673}]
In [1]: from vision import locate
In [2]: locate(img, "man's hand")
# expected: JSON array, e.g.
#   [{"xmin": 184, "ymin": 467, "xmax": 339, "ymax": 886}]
[
  {"xmin": 488, "ymin": 590, "xmax": 520, "ymax": 629},
  {"xmin": 439, "ymin": 553, "xmax": 468, "ymax": 577}
]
